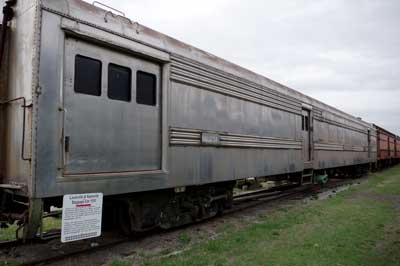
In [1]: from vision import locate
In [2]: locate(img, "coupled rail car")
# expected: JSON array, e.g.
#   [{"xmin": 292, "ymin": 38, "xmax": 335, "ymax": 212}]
[
  {"xmin": 0, "ymin": 0, "xmax": 397, "ymax": 241},
  {"xmin": 374, "ymin": 125, "xmax": 399, "ymax": 167},
  {"xmin": 396, "ymin": 136, "xmax": 400, "ymax": 164}
]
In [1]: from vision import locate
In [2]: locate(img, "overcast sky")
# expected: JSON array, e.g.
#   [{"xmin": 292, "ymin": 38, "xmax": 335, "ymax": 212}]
[{"xmin": 86, "ymin": 0, "xmax": 400, "ymax": 134}]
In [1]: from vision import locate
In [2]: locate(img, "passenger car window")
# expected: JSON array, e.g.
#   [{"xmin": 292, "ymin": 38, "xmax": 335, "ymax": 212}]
[
  {"xmin": 136, "ymin": 71, "xmax": 156, "ymax": 106},
  {"xmin": 108, "ymin": 63, "xmax": 132, "ymax": 102},
  {"xmin": 74, "ymin": 55, "xmax": 102, "ymax": 96},
  {"xmin": 305, "ymin": 116, "xmax": 309, "ymax": 131}
]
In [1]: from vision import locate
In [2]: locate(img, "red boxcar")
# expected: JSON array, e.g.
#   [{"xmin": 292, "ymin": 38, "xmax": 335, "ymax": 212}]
[
  {"xmin": 389, "ymin": 135, "xmax": 395, "ymax": 158},
  {"xmin": 375, "ymin": 125, "xmax": 397, "ymax": 166},
  {"xmin": 396, "ymin": 136, "xmax": 400, "ymax": 161}
]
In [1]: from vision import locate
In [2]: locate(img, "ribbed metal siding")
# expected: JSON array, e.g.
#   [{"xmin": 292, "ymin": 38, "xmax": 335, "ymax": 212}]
[
  {"xmin": 170, "ymin": 127, "xmax": 302, "ymax": 150},
  {"xmin": 170, "ymin": 54, "xmax": 302, "ymax": 115}
]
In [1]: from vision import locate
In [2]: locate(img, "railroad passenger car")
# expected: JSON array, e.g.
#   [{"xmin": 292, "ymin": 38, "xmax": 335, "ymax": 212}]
[
  {"xmin": 374, "ymin": 125, "xmax": 397, "ymax": 167},
  {"xmin": 0, "ymin": 0, "xmax": 381, "ymax": 240},
  {"xmin": 396, "ymin": 136, "xmax": 400, "ymax": 164}
]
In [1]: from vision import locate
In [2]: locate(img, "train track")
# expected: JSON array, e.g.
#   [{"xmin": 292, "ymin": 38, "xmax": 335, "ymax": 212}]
[
  {"xmin": 0, "ymin": 178, "xmax": 362, "ymax": 266},
  {"xmin": 229, "ymin": 178, "xmax": 355, "ymax": 215}
]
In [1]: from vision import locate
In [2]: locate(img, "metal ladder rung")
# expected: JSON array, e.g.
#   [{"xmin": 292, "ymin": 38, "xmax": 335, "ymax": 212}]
[
  {"xmin": 301, "ymin": 168, "xmax": 314, "ymax": 185},
  {"xmin": 302, "ymin": 174, "xmax": 313, "ymax": 177}
]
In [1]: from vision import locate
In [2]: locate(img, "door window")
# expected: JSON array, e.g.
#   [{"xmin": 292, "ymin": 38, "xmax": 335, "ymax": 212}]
[
  {"xmin": 136, "ymin": 71, "xmax": 157, "ymax": 106},
  {"xmin": 301, "ymin": 115, "xmax": 309, "ymax": 131},
  {"xmin": 74, "ymin": 55, "xmax": 102, "ymax": 96},
  {"xmin": 108, "ymin": 63, "xmax": 132, "ymax": 102}
]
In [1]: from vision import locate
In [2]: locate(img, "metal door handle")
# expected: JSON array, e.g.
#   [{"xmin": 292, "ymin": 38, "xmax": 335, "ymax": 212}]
[{"xmin": 64, "ymin": 136, "xmax": 70, "ymax": 153}]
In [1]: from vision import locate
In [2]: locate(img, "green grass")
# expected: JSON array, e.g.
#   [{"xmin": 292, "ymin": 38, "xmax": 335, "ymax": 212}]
[
  {"xmin": 178, "ymin": 232, "xmax": 191, "ymax": 245},
  {"xmin": 0, "ymin": 260, "xmax": 21, "ymax": 266},
  {"xmin": 0, "ymin": 217, "xmax": 61, "ymax": 241},
  {"xmin": 137, "ymin": 165, "xmax": 400, "ymax": 266},
  {"xmin": 42, "ymin": 217, "xmax": 62, "ymax": 232},
  {"xmin": 0, "ymin": 222, "xmax": 19, "ymax": 241},
  {"xmin": 110, "ymin": 258, "xmax": 133, "ymax": 266}
]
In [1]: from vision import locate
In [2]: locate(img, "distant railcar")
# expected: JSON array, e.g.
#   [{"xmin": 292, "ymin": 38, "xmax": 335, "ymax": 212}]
[
  {"xmin": 374, "ymin": 125, "xmax": 397, "ymax": 167},
  {"xmin": 0, "ymin": 0, "xmax": 393, "ymax": 240},
  {"xmin": 396, "ymin": 136, "xmax": 400, "ymax": 163}
]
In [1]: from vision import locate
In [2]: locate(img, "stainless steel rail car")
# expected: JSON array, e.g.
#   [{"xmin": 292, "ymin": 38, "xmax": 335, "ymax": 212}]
[{"xmin": 0, "ymin": 0, "xmax": 378, "ymax": 239}]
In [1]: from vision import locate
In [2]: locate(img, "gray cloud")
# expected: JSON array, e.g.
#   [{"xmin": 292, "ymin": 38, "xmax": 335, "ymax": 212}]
[{"xmin": 86, "ymin": 0, "xmax": 400, "ymax": 134}]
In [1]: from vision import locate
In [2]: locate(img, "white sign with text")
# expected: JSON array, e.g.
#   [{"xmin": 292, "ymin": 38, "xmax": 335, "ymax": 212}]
[{"xmin": 61, "ymin": 193, "xmax": 103, "ymax": 243}]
